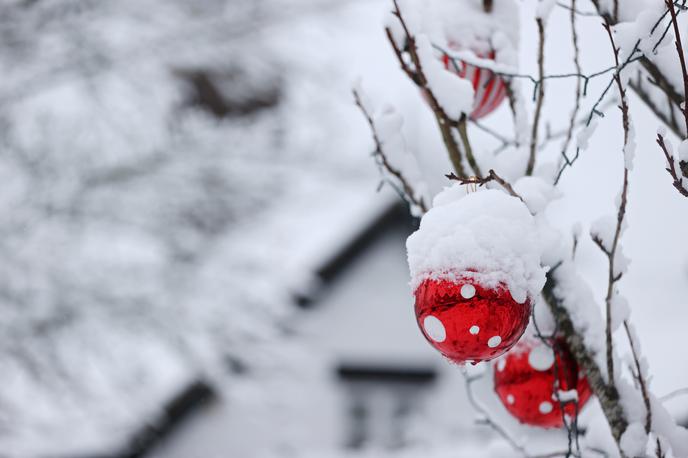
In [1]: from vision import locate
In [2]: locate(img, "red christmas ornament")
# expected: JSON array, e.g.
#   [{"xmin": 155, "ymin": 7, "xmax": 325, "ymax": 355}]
[
  {"xmin": 493, "ymin": 338, "xmax": 592, "ymax": 428},
  {"xmin": 414, "ymin": 276, "xmax": 531, "ymax": 364},
  {"xmin": 441, "ymin": 46, "xmax": 507, "ymax": 120}
]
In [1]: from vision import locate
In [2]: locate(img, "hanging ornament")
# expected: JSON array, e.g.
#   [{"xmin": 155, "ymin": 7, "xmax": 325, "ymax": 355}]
[
  {"xmin": 493, "ymin": 337, "xmax": 592, "ymax": 428},
  {"xmin": 441, "ymin": 44, "xmax": 507, "ymax": 120},
  {"xmin": 407, "ymin": 188, "xmax": 546, "ymax": 364},
  {"xmin": 414, "ymin": 276, "xmax": 531, "ymax": 364}
]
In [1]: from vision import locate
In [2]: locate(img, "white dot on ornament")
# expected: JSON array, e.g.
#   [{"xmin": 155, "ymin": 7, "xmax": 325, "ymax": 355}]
[
  {"xmin": 461, "ymin": 284, "xmax": 476, "ymax": 299},
  {"xmin": 469, "ymin": 325, "xmax": 480, "ymax": 335},
  {"xmin": 507, "ymin": 394, "xmax": 515, "ymax": 405},
  {"xmin": 539, "ymin": 401, "xmax": 553, "ymax": 414},
  {"xmin": 528, "ymin": 344, "xmax": 555, "ymax": 371},
  {"xmin": 488, "ymin": 336, "xmax": 502, "ymax": 348},
  {"xmin": 497, "ymin": 359, "xmax": 506, "ymax": 371},
  {"xmin": 509, "ymin": 287, "xmax": 527, "ymax": 304},
  {"xmin": 423, "ymin": 315, "xmax": 446, "ymax": 343}
]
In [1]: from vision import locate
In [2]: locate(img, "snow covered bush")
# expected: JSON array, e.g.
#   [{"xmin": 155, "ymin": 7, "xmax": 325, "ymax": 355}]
[{"xmin": 357, "ymin": 0, "xmax": 688, "ymax": 456}]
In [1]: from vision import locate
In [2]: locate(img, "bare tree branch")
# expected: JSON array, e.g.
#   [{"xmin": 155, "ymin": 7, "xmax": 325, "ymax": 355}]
[
  {"xmin": 527, "ymin": 18, "xmax": 546, "ymax": 176},
  {"xmin": 446, "ymin": 169, "xmax": 522, "ymax": 202},
  {"xmin": 595, "ymin": 20, "xmax": 632, "ymax": 385},
  {"xmin": 458, "ymin": 116, "xmax": 482, "ymax": 176},
  {"xmin": 560, "ymin": 0, "xmax": 583, "ymax": 164}
]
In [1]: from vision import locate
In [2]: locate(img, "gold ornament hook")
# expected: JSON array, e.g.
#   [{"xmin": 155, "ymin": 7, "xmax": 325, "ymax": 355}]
[{"xmin": 465, "ymin": 176, "xmax": 480, "ymax": 194}]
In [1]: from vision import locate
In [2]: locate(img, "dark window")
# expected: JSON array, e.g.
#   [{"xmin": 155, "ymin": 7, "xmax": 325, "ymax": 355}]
[{"xmin": 336, "ymin": 364, "xmax": 437, "ymax": 450}]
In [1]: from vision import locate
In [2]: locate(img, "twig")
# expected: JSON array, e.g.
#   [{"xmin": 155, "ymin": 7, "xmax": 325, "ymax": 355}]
[
  {"xmin": 475, "ymin": 99, "xmax": 616, "ymax": 158},
  {"xmin": 555, "ymin": 1, "xmax": 683, "ymax": 183},
  {"xmin": 556, "ymin": 1, "xmax": 599, "ymax": 17},
  {"xmin": 629, "ymin": 75, "xmax": 682, "ymax": 138},
  {"xmin": 652, "ymin": 0, "xmax": 688, "ymax": 198},
  {"xmin": 446, "ymin": 169, "xmax": 522, "ymax": 201},
  {"xmin": 458, "ymin": 116, "xmax": 482, "ymax": 176},
  {"xmin": 656, "ymin": 133, "xmax": 688, "ymax": 197},
  {"xmin": 437, "ymin": 43, "xmax": 636, "ymax": 95},
  {"xmin": 660, "ymin": 387, "xmax": 688, "ymax": 401},
  {"xmin": 623, "ymin": 322, "xmax": 652, "ymax": 434},
  {"xmin": 527, "ymin": 18, "xmax": 546, "ymax": 176},
  {"xmin": 554, "ymin": 37, "xmax": 641, "ymax": 184},
  {"xmin": 595, "ymin": 18, "xmax": 632, "ymax": 387},
  {"xmin": 560, "ymin": 0, "xmax": 583, "ymax": 168},
  {"xmin": 353, "ymin": 90, "xmax": 428, "ymax": 213}
]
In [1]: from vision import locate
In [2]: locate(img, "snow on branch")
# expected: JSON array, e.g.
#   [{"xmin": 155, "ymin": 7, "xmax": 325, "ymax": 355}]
[
  {"xmin": 652, "ymin": 0, "xmax": 688, "ymax": 198},
  {"xmin": 385, "ymin": 0, "xmax": 481, "ymax": 178},
  {"xmin": 656, "ymin": 133, "xmax": 688, "ymax": 197},
  {"xmin": 353, "ymin": 87, "xmax": 429, "ymax": 215}
]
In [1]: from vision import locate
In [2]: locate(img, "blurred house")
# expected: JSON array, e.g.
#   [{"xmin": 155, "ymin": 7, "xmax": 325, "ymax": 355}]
[
  {"xmin": 297, "ymin": 201, "xmax": 441, "ymax": 450},
  {"xmin": 145, "ymin": 198, "xmax": 456, "ymax": 457}
]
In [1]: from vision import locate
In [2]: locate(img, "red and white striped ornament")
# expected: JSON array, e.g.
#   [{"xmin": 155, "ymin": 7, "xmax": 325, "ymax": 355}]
[{"xmin": 441, "ymin": 46, "xmax": 507, "ymax": 120}]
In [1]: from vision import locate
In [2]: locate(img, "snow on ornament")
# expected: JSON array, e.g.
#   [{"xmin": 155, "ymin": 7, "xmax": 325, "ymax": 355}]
[
  {"xmin": 441, "ymin": 44, "xmax": 507, "ymax": 119},
  {"xmin": 493, "ymin": 337, "xmax": 592, "ymax": 428},
  {"xmin": 407, "ymin": 188, "xmax": 546, "ymax": 364}
]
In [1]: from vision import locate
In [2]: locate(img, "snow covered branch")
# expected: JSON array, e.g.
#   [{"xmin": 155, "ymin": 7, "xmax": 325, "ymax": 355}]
[
  {"xmin": 353, "ymin": 88, "xmax": 429, "ymax": 214},
  {"xmin": 385, "ymin": 0, "xmax": 478, "ymax": 178},
  {"xmin": 656, "ymin": 133, "xmax": 688, "ymax": 197},
  {"xmin": 650, "ymin": 0, "xmax": 688, "ymax": 198},
  {"xmin": 664, "ymin": 0, "xmax": 688, "ymax": 135},
  {"xmin": 541, "ymin": 268, "xmax": 629, "ymax": 453}
]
